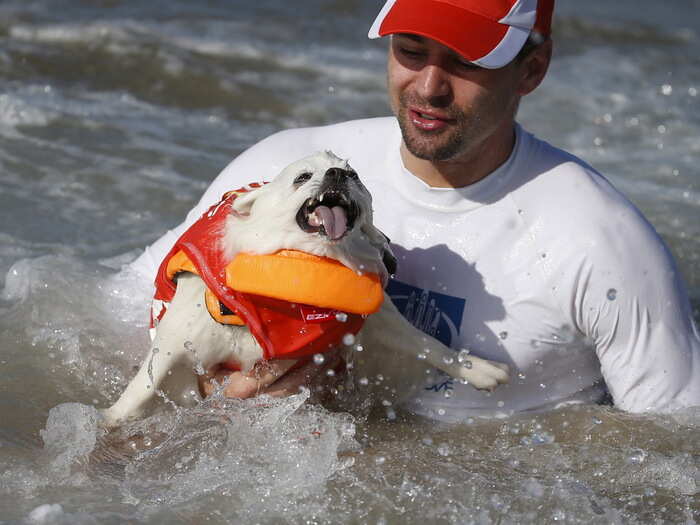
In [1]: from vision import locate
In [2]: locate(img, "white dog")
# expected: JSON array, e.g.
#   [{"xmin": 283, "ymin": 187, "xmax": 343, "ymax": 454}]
[{"xmin": 102, "ymin": 152, "xmax": 509, "ymax": 426}]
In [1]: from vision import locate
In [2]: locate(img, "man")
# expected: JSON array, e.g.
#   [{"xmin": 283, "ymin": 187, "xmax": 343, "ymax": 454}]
[{"xmin": 131, "ymin": 0, "xmax": 699, "ymax": 418}]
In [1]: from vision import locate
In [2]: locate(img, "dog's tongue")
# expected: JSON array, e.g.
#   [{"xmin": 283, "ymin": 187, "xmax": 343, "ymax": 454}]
[{"xmin": 313, "ymin": 205, "xmax": 347, "ymax": 240}]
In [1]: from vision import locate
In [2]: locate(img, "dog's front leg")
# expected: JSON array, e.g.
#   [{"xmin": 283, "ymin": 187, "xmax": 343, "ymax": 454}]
[
  {"xmin": 362, "ymin": 293, "xmax": 509, "ymax": 391},
  {"xmin": 101, "ymin": 274, "xmax": 227, "ymax": 427},
  {"xmin": 101, "ymin": 340, "xmax": 191, "ymax": 427}
]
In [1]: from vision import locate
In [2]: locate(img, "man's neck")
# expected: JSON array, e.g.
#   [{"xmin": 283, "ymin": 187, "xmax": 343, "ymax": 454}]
[{"xmin": 400, "ymin": 124, "xmax": 517, "ymax": 189}]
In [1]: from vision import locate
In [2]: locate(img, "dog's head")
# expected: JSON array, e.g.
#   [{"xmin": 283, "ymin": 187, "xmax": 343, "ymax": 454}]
[{"xmin": 222, "ymin": 151, "xmax": 395, "ymax": 283}]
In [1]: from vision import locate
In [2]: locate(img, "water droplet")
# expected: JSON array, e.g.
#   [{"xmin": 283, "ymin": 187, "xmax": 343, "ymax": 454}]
[
  {"xmin": 499, "ymin": 331, "xmax": 508, "ymax": 340},
  {"xmin": 354, "ymin": 344, "xmax": 364, "ymax": 352},
  {"xmin": 524, "ymin": 479, "xmax": 545, "ymax": 498},
  {"xmin": 358, "ymin": 377, "xmax": 369, "ymax": 386},
  {"xmin": 335, "ymin": 312, "xmax": 348, "ymax": 322},
  {"xmin": 313, "ymin": 353, "xmax": 325, "ymax": 365},
  {"xmin": 531, "ymin": 432, "xmax": 555, "ymax": 445},
  {"xmin": 443, "ymin": 356, "xmax": 454, "ymax": 365},
  {"xmin": 626, "ymin": 448, "xmax": 647, "ymax": 464},
  {"xmin": 689, "ymin": 87, "xmax": 698, "ymax": 97},
  {"xmin": 325, "ymin": 369, "xmax": 336, "ymax": 377},
  {"xmin": 375, "ymin": 456, "xmax": 386, "ymax": 465},
  {"xmin": 444, "ymin": 389, "xmax": 453, "ymax": 399},
  {"xmin": 457, "ymin": 349, "xmax": 471, "ymax": 363},
  {"xmin": 342, "ymin": 333, "xmax": 356, "ymax": 346},
  {"xmin": 437, "ymin": 408, "xmax": 446, "ymax": 416},
  {"xmin": 517, "ymin": 372, "xmax": 527, "ymax": 380},
  {"xmin": 437, "ymin": 443, "xmax": 450, "ymax": 456},
  {"xmin": 606, "ymin": 288, "xmax": 617, "ymax": 301},
  {"xmin": 497, "ymin": 401, "xmax": 505, "ymax": 408},
  {"xmin": 592, "ymin": 416, "xmax": 603, "ymax": 425},
  {"xmin": 661, "ymin": 84, "xmax": 673, "ymax": 96},
  {"xmin": 417, "ymin": 353, "xmax": 427, "ymax": 360},
  {"xmin": 184, "ymin": 341, "xmax": 194, "ymax": 351}
]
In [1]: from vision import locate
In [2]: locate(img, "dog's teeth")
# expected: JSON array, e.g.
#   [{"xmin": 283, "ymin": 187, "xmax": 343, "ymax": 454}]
[{"xmin": 319, "ymin": 193, "xmax": 325, "ymax": 203}]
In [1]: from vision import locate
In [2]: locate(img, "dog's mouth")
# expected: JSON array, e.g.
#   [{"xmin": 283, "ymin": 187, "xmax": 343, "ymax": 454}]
[{"xmin": 296, "ymin": 191, "xmax": 360, "ymax": 241}]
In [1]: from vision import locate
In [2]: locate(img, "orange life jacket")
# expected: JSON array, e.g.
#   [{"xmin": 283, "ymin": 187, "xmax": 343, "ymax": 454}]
[{"xmin": 152, "ymin": 185, "xmax": 384, "ymax": 364}]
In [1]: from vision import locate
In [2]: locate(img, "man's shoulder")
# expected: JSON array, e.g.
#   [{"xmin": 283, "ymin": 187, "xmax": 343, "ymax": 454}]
[
  {"xmin": 518, "ymin": 130, "xmax": 640, "ymax": 221},
  {"xmin": 515, "ymin": 130, "xmax": 664, "ymax": 247}
]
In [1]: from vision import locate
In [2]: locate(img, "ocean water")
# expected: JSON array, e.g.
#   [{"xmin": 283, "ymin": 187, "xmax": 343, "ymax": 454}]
[{"xmin": 1, "ymin": 1, "xmax": 699, "ymax": 523}]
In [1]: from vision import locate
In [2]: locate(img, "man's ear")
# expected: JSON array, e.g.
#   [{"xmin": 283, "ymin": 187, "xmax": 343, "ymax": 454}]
[{"xmin": 518, "ymin": 38, "xmax": 552, "ymax": 96}]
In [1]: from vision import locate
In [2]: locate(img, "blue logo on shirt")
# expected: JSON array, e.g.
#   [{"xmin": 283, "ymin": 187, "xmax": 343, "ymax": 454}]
[
  {"xmin": 386, "ymin": 280, "xmax": 466, "ymax": 348},
  {"xmin": 386, "ymin": 280, "xmax": 466, "ymax": 393}
]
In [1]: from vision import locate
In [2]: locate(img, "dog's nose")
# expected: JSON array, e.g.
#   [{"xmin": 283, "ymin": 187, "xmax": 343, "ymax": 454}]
[{"xmin": 324, "ymin": 167, "xmax": 357, "ymax": 183}]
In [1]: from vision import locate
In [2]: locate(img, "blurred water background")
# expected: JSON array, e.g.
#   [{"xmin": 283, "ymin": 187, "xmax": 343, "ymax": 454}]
[{"xmin": 0, "ymin": 1, "xmax": 698, "ymax": 523}]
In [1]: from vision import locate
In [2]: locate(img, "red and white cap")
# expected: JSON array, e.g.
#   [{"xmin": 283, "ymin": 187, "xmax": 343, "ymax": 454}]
[{"xmin": 368, "ymin": 0, "xmax": 554, "ymax": 69}]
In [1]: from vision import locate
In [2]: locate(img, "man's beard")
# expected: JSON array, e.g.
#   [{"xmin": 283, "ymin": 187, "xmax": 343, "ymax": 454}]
[{"xmin": 396, "ymin": 93, "xmax": 472, "ymax": 162}]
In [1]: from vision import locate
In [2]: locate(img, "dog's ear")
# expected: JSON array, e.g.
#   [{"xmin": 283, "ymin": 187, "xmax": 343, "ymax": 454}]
[
  {"xmin": 361, "ymin": 225, "xmax": 397, "ymax": 276},
  {"xmin": 230, "ymin": 186, "xmax": 265, "ymax": 216},
  {"xmin": 382, "ymin": 243, "xmax": 397, "ymax": 276}
]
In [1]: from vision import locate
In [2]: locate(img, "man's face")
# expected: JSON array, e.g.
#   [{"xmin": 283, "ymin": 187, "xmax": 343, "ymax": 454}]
[{"xmin": 387, "ymin": 34, "xmax": 524, "ymax": 163}]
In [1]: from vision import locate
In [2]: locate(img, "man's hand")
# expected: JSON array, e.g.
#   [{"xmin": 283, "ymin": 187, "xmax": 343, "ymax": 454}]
[{"xmin": 197, "ymin": 349, "xmax": 344, "ymax": 399}]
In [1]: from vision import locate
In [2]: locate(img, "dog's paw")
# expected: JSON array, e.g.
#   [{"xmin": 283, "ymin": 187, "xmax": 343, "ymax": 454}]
[
  {"xmin": 456, "ymin": 357, "xmax": 509, "ymax": 391},
  {"xmin": 98, "ymin": 408, "xmax": 120, "ymax": 429},
  {"xmin": 99, "ymin": 407, "xmax": 135, "ymax": 429}
]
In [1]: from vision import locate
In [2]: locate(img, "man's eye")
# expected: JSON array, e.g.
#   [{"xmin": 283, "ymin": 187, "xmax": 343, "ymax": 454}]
[
  {"xmin": 294, "ymin": 172, "xmax": 312, "ymax": 185},
  {"xmin": 399, "ymin": 47, "xmax": 424, "ymax": 59}
]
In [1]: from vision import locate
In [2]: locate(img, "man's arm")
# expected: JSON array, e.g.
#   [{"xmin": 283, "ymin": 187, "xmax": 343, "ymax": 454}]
[{"xmin": 574, "ymin": 214, "xmax": 700, "ymax": 412}]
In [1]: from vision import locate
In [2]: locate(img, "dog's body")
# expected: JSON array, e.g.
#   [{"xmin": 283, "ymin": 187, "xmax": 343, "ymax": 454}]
[{"xmin": 102, "ymin": 152, "xmax": 509, "ymax": 427}]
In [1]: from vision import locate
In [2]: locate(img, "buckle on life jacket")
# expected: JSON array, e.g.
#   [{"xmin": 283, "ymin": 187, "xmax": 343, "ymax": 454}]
[{"xmin": 205, "ymin": 289, "xmax": 245, "ymax": 325}]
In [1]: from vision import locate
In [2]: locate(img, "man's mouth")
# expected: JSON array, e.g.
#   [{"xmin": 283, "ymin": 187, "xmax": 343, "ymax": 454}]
[
  {"xmin": 409, "ymin": 108, "xmax": 452, "ymax": 131},
  {"xmin": 296, "ymin": 190, "xmax": 359, "ymax": 241}
]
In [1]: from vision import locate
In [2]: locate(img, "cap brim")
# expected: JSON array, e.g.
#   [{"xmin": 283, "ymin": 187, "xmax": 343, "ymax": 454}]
[{"xmin": 369, "ymin": 0, "xmax": 529, "ymax": 69}]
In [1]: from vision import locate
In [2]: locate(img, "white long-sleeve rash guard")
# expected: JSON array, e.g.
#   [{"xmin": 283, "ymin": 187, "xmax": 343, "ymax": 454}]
[{"xmin": 130, "ymin": 118, "xmax": 700, "ymax": 419}]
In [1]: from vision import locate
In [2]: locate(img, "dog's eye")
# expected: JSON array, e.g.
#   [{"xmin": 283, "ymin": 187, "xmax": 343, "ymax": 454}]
[{"xmin": 293, "ymin": 172, "xmax": 313, "ymax": 185}]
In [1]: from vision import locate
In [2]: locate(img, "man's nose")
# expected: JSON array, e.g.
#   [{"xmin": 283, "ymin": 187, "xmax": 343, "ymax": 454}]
[{"xmin": 416, "ymin": 64, "xmax": 451, "ymax": 100}]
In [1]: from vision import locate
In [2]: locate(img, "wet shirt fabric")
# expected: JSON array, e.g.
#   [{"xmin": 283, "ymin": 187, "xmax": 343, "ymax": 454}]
[{"xmin": 131, "ymin": 118, "xmax": 700, "ymax": 418}]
